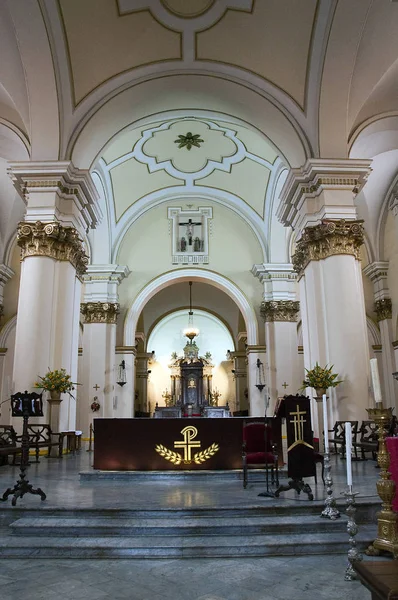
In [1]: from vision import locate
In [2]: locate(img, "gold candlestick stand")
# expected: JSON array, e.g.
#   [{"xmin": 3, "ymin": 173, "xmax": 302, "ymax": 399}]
[{"xmin": 366, "ymin": 403, "xmax": 398, "ymax": 559}]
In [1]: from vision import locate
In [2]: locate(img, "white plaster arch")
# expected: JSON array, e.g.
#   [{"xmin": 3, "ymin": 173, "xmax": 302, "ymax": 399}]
[
  {"xmin": 0, "ymin": 315, "xmax": 17, "ymax": 348},
  {"xmin": 69, "ymin": 74, "xmax": 309, "ymax": 169},
  {"xmin": 124, "ymin": 269, "xmax": 259, "ymax": 347},
  {"xmin": 366, "ymin": 316, "xmax": 381, "ymax": 348},
  {"xmin": 112, "ymin": 186, "xmax": 268, "ymax": 263}
]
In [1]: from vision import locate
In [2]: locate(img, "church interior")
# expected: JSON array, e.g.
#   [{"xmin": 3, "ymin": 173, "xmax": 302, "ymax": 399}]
[{"xmin": 1, "ymin": 0, "xmax": 398, "ymax": 598}]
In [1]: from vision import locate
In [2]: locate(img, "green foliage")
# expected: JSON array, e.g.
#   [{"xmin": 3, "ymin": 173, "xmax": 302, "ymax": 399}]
[
  {"xmin": 300, "ymin": 363, "xmax": 343, "ymax": 391},
  {"xmin": 34, "ymin": 368, "xmax": 78, "ymax": 395}
]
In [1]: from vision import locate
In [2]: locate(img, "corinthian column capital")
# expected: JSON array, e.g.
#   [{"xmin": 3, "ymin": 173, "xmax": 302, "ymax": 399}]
[
  {"xmin": 375, "ymin": 298, "xmax": 392, "ymax": 322},
  {"xmin": 17, "ymin": 221, "xmax": 89, "ymax": 276},
  {"xmin": 260, "ymin": 300, "xmax": 300, "ymax": 322},
  {"xmin": 80, "ymin": 302, "xmax": 120, "ymax": 324},
  {"xmin": 292, "ymin": 219, "xmax": 364, "ymax": 278}
]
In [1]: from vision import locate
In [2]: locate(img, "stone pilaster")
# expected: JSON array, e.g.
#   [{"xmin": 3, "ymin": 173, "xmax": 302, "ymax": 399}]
[
  {"xmin": 363, "ymin": 262, "xmax": 397, "ymax": 410},
  {"xmin": 79, "ymin": 265, "xmax": 130, "ymax": 435},
  {"xmin": 252, "ymin": 264, "xmax": 302, "ymax": 408},
  {"xmin": 227, "ymin": 350, "xmax": 246, "ymax": 413}
]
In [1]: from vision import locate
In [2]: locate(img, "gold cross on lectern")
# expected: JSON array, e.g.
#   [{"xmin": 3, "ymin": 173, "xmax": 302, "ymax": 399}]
[
  {"xmin": 174, "ymin": 426, "xmax": 201, "ymax": 463},
  {"xmin": 289, "ymin": 404, "xmax": 307, "ymax": 443}
]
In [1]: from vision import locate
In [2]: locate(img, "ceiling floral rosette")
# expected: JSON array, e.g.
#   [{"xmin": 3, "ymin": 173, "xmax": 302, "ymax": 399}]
[{"xmin": 134, "ymin": 118, "xmax": 245, "ymax": 183}]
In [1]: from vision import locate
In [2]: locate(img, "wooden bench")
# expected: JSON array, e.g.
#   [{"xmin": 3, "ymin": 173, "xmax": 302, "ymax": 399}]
[
  {"xmin": 328, "ymin": 420, "xmax": 358, "ymax": 457},
  {"xmin": 354, "ymin": 560, "xmax": 398, "ymax": 600},
  {"xmin": 0, "ymin": 425, "xmax": 22, "ymax": 466},
  {"xmin": 352, "ymin": 419, "xmax": 378, "ymax": 460},
  {"xmin": 25, "ymin": 424, "xmax": 64, "ymax": 462}
]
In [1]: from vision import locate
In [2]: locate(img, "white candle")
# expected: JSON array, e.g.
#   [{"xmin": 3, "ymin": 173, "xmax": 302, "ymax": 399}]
[
  {"xmin": 370, "ymin": 358, "xmax": 382, "ymax": 405},
  {"xmin": 322, "ymin": 394, "xmax": 329, "ymax": 453},
  {"xmin": 345, "ymin": 421, "xmax": 353, "ymax": 487}
]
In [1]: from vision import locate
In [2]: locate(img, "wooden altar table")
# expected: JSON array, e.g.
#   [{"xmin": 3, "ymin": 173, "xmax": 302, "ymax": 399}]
[{"xmin": 93, "ymin": 417, "xmax": 283, "ymax": 471}]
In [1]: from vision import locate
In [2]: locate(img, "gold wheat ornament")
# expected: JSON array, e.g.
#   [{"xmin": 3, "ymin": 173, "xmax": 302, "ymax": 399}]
[
  {"xmin": 155, "ymin": 444, "xmax": 182, "ymax": 465},
  {"xmin": 193, "ymin": 443, "xmax": 220, "ymax": 464}
]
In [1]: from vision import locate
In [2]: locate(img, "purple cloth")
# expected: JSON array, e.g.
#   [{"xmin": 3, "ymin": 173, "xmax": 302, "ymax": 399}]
[{"xmin": 386, "ymin": 437, "xmax": 398, "ymax": 513}]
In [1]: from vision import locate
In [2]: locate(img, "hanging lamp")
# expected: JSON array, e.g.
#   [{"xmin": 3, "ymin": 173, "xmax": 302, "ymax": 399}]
[{"xmin": 183, "ymin": 281, "xmax": 199, "ymax": 340}]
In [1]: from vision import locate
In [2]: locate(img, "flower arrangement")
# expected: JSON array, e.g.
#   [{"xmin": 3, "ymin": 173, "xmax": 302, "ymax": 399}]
[
  {"xmin": 34, "ymin": 368, "xmax": 78, "ymax": 396},
  {"xmin": 300, "ymin": 363, "xmax": 343, "ymax": 392}
]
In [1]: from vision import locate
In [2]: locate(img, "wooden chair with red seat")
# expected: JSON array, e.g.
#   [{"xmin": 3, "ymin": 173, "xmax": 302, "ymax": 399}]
[{"xmin": 242, "ymin": 422, "xmax": 278, "ymax": 489}]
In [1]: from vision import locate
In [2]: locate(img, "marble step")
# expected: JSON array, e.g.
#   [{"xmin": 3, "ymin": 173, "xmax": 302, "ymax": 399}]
[
  {"xmin": 0, "ymin": 527, "xmax": 375, "ymax": 558},
  {"xmin": 9, "ymin": 514, "xmax": 349, "ymax": 537},
  {"xmin": 0, "ymin": 501, "xmax": 379, "ymax": 523}
]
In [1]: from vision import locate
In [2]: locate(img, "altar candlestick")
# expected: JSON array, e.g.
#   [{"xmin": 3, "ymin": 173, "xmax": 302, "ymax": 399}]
[
  {"xmin": 322, "ymin": 394, "xmax": 329, "ymax": 453},
  {"xmin": 345, "ymin": 422, "xmax": 353, "ymax": 487},
  {"xmin": 370, "ymin": 358, "xmax": 382, "ymax": 405}
]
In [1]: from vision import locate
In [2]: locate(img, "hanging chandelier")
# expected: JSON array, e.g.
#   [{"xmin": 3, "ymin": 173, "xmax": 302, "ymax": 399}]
[{"xmin": 183, "ymin": 281, "xmax": 199, "ymax": 340}]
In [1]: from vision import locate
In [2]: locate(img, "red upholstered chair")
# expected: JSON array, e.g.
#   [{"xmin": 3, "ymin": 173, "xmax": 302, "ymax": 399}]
[{"xmin": 242, "ymin": 422, "xmax": 278, "ymax": 489}]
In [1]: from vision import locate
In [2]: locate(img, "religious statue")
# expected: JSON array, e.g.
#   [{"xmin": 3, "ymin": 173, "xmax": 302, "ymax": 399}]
[
  {"xmin": 180, "ymin": 237, "xmax": 187, "ymax": 252},
  {"xmin": 193, "ymin": 237, "xmax": 201, "ymax": 252}
]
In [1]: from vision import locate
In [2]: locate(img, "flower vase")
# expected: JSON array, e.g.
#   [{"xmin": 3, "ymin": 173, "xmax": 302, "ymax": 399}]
[
  {"xmin": 48, "ymin": 390, "xmax": 62, "ymax": 404},
  {"xmin": 314, "ymin": 388, "xmax": 327, "ymax": 402}
]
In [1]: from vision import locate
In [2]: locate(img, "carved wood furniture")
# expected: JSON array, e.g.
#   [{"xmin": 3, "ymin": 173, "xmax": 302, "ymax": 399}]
[
  {"xmin": 353, "ymin": 560, "xmax": 398, "ymax": 600},
  {"xmin": 242, "ymin": 422, "xmax": 278, "ymax": 489},
  {"xmin": 25, "ymin": 424, "xmax": 64, "ymax": 462},
  {"xmin": 328, "ymin": 420, "xmax": 358, "ymax": 456},
  {"xmin": 0, "ymin": 425, "xmax": 22, "ymax": 465},
  {"xmin": 352, "ymin": 420, "xmax": 378, "ymax": 460}
]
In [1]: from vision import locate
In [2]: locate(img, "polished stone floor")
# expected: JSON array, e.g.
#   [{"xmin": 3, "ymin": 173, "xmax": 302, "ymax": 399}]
[{"xmin": 0, "ymin": 448, "xmax": 388, "ymax": 599}]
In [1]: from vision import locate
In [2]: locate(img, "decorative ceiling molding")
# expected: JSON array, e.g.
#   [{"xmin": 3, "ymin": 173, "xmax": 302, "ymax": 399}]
[
  {"xmin": 117, "ymin": 0, "xmax": 253, "ymax": 32},
  {"xmin": 108, "ymin": 118, "xmax": 248, "ymax": 184}
]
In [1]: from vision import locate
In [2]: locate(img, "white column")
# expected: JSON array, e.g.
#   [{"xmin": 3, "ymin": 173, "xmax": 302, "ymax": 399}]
[
  {"xmin": 246, "ymin": 345, "xmax": 267, "ymax": 416},
  {"xmin": 9, "ymin": 162, "xmax": 101, "ymax": 435},
  {"xmin": 0, "ymin": 264, "xmax": 14, "ymax": 323},
  {"xmin": 277, "ymin": 159, "xmax": 373, "ymax": 429}
]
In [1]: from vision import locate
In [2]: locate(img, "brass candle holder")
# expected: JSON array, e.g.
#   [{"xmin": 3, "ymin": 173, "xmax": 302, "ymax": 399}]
[{"xmin": 366, "ymin": 403, "xmax": 398, "ymax": 558}]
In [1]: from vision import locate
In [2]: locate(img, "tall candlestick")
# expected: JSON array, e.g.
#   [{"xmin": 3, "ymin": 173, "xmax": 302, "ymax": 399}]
[
  {"xmin": 345, "ymin": 421, "xmax": 353, "ymax": 487},
  {"xmin": 322, "ymin": 394, "xmax": 329, "ymax": 453},
  {"xmin": 370, "ymin": 358, "xmax": 382, "ymax": 405}
]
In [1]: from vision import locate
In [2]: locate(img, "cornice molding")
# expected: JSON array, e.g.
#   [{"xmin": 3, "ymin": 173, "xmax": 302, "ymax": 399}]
[
  {"xmin": 80, "ymin": 302, "xmax": 120, "ymax": 324},
  {"xmin": 363, "ymin": 261, "xmax": 389, "ymax": 283},
  {"xmin": 8, "ymin": 161, "xmax": 102, "ymax": 229},
  {"xmin": 82, "ymin": 264, "xmax": 130, "ymax": 284},
  {"xmin": 292, "ymin": 219, "xmax": 364, "ymax": 277},
  {"xmin": 375, "ymin": 298, "xmax": 392, "ymax": 322},
  {"xmin": 17, "ymin": 221, "xmax": 89, "ymax": 277},
  {"xmin": 260, "ymin": 300, "xmax": 300, "ymax": 322},
  {"xmin": 277, "ymin": 159, "xmax": 372, "ymax": 229}
]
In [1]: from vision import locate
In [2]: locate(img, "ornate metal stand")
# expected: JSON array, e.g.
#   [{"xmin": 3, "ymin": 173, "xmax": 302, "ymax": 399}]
[
  {"xmin": 1, "ymin": 393, "xmax": 46, "ymax": 506},
  {"xmin": 321, "ymin": 450, "xmax": 340, "ymax": 519},
  {"xmin": 86, "ymin": 422, "xmax": 94, "ymax": 452},
  {"xmin": 366, "ymin": 404, "xmax": 398, "ymax": 558},
  {"xmin": 342, "ymin": 487, "xmax": 362, "ymax": 580},
  {"xmin": 275, "ymin": 478, "xmax": 314, "ymax": 501}
]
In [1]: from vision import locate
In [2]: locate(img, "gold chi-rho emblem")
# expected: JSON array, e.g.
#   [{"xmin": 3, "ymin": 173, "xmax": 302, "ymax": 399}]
[{"xmin": 155, "ymin": 426, "xmax": 219, "ymax": 465}]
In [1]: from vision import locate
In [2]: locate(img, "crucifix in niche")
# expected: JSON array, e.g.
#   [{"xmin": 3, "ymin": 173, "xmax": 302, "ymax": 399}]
[
  {"xmin": 168, "ymin": 207, "xmax": 212, "ymax": 265},
  {"xmin": 178, "ymin": 217, "xmax": 203, "ymax": 251}
]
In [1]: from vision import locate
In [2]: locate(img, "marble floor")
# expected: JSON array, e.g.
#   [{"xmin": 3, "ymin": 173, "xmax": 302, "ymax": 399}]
[{"xmin": 0, "ymin": 448, "xmax": 389, "ymax": 600}]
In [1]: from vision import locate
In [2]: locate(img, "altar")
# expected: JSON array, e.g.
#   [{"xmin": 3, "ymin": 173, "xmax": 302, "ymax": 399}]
[{"xmin": 93, "ymin": 417, "xmax": 283, "ymax": 471}]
